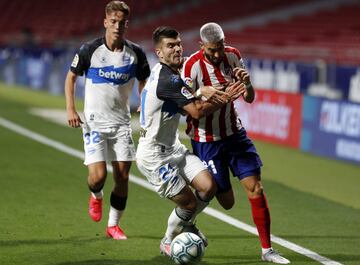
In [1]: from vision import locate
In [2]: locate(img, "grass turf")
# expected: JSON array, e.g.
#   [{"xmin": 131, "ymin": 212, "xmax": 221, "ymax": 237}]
[{"xmin": 1, "ymin": 83, "xmax": 359, "ymax": 264}]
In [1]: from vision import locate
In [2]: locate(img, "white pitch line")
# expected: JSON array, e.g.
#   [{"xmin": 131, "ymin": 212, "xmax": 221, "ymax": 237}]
[{"xmin": 0, "ymin": 116, "xmax": 343, "ymax": 265}]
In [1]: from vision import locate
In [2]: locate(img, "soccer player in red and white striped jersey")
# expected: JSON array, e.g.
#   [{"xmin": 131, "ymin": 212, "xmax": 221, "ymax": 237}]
[{"xmin": 181, "ymin": 22, "xmax": 290, "ymax": 264}]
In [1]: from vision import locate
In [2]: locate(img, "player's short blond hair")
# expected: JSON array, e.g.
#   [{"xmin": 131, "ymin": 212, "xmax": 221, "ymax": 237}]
[
  {"xmin": 105, "ymin": 0, "xmax": 130, "ymax": 16},
  {"xmin": 200, "ymin": 22, "xmax": 224, "ymax": 43}
]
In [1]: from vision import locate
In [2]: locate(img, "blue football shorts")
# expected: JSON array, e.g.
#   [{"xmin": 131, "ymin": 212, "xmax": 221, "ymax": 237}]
[{"xmin": 191, "ymin": 128, "xmax": 263, "ymax": 193}]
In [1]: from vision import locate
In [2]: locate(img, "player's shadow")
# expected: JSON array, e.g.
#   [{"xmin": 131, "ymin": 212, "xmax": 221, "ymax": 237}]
[
  {"xmin": 52, "ymin": 259, "xmax": 156, "ymax": 265},
  {"xmin": 0, "ymin": 236, "xmax": 107, "ymax": 247}
]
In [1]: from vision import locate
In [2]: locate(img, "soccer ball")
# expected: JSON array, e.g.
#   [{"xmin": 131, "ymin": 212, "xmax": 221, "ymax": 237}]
[{"xmin": 170, "ymin": 232, "xmax": 205, "ymax": 265}]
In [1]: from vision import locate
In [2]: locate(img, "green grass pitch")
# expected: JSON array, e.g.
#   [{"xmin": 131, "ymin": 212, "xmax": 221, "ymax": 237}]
[{"xmin": 0, "ymin": 83, "xmax": 359, "ymax": 265}]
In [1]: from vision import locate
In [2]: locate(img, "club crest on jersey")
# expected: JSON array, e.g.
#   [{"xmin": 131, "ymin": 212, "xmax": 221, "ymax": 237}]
[
  {"xmin": 183, "ymin": 77, "xmax": 193, "ymax": 89},
  {"xmin": 71, "ymin": 54, "xmax": 79, "ymax": 67},
  {"xmin": 181, "ymin": 87, "xmax": 194, "ymax": 99},
  {"xmin": 170, "ymin": 74, "xmax": 181, "ymax": 85}
]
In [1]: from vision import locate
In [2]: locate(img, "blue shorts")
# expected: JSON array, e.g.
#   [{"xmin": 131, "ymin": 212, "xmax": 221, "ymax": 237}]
[{"xmin": 191, "ymin": 128, "xmax": 263, "ymax": 193}]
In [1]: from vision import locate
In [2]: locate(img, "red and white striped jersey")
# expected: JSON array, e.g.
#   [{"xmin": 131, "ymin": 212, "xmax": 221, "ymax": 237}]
[{"xmin": 181, "ymin": 46, "xmax": 245, "ymax": 142}]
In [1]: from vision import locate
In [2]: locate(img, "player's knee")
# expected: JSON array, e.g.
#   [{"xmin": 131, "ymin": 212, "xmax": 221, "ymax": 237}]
[
  {"xmin": 183, "ymin": 198, "xmax": 197, "ymax": 212},
  {"xmin": 115, "ymin": 172, "xmax": 129, "ymax": 183},
  {"xmin": 248, "ymin": 181, "xmax": 264, "ymax": 197},
  {"xmin": 88, "ymin": 171, "xmax": 107, "ymax": 187}
]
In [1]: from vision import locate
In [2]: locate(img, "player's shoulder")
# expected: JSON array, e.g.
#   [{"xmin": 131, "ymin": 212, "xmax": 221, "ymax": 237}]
[
  {"xmin": 80, "ymin": 37, "xmax": 104, "ymax": 51},
  {"xmin": 78, "ymin": 37, "xmax": 104, "ymax": 56},
  {"xmin": 224, "ymin": 46, "xmax": 241, "ymax": 59},
  {"xmin": 184, "ymin": 50, "xmax": 203, "ymax": 63},
  {"xmin": 183, "ymin": 50, "xmax": 203, "ymax": 71}
]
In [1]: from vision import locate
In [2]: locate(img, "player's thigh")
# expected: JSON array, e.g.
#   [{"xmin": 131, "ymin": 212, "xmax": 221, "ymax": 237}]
[
  {"xmin": 179, "ymin": 152, "xmax": 207, "ymax": 185},
  {"xmin": 137, "ymin": 157, "xmax": 187, "ymax": 199},
  {"xmin": 87, "ymin": 161, "xmax": 107, "ymax": 182},
  {"xmin": 216, "ymin": 189, "xmax": 235, "ymax": 210},
  {"xmin": 191, "ymin": 140, "xmax": 231, "ymax": 193},
  {"xmin": 170, "ymin": 185, "xmax": 197, "ymax": 210},
  {"xmin": 83, "ymin": 128, "xmax": 107, "ymax": 166},
  {"xmin": 108, "ymin": 127, "xmax": 136, "ymax": 162},
  {"xmin": 226, "ymin": 131, "xmax": 262, "ymax": 180}
]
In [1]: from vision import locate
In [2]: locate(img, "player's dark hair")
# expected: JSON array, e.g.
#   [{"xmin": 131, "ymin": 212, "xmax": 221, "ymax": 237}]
[
  {"xmin": 152, "ymin": 26, "xmax": 179, "ymax": 45},
  {"xmin": 105, "ymin": 0, "xmax": 130, "ymax": 16}
]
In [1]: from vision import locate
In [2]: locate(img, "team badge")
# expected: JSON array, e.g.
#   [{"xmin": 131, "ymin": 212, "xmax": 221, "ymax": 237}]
[
  {"xmin": 71, "ymin": 54, "xmax": 79, "ymax": 67},
  {"xmin": 171, "ymin": 74, "xmax": 181, "ymax": 84},
  {"xmin": 181, "ymin": 87, "xmax": 194, "ymax": 99},
  {"xmin": 183, "ymin": 77, "xmax": 193, "ymax": 89}
]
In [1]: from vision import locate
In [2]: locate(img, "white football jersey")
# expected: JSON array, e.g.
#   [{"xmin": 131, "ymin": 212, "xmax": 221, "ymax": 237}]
[
  {"xmin": 70, "ymin": 37, "xmax": 150, "ymax": 131},
  {"xmin": 138, "ymin": 62, "xmax": 195, "ymax": 150}
]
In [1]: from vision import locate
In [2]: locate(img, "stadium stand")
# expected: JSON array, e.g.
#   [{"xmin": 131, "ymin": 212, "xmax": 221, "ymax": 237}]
[{"xmin": 0, "ymin": 0, "xmax": 359, "ymax": 100}]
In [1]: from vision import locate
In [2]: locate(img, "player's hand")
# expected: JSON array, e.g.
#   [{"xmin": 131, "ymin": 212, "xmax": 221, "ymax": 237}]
[
  {"xmin": 200, "ymin": 86, "xmax": 229, "ymax": 104},
  {"xmin": 233, "ymin": 67, "xmax": 251, "ymax": 85},
  {"xmin": 67, "ymin": 110, "xmax": 83, "ymax": 128},
  {"xmin": 225, "ymin": 81, "xmax": 247, "ymax": 102}
]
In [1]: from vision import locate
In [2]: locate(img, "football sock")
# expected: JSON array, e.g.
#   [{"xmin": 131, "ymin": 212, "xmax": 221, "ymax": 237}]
[
  {"xmin": 110, "ymin": 192, "xmax": 127, "ymax": 211},
  {"xmin": 108, "ymin": 206, "xmax": 124, "ymax": 227},
  {"xmin": 165, "ymin": 208, "xmax": 193, "ymax": 241},
  {"xmin": 89, "ymin": 184, "xmax": 104, "ymax": 199},
  {"xmin": 107, "ymin": 192, "xmax": 127, "ymax": 227},
  {"xmin": 262, "ymin": 247, "xmax": 273, "ymax": 255},
  {"xmin": 190, "ymin": 191, "xmax": 210, "ymax": 223},
  {"xmin": 249, "ymin": 193, "xmax": 271, "ymax": 249},
  {"xmin": 91, "ymin": 190, "xmax": 103, "ymax": 200}
]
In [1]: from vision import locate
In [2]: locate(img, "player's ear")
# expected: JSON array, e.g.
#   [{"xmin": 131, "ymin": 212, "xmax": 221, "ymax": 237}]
[
  {"xmin": 103, "ymin": 18, "xmax": 107, "ymax": 28},
  {"xmin": 125, "ymin": 19, "xmax": 129, "ymax": 28},
  {"xmin": 199, "ymin": 41, "xmax": 204, "ymax": 49},
  {"xmin": 155, "ymin": 48, "xmax": 162, "ymax": 58}
]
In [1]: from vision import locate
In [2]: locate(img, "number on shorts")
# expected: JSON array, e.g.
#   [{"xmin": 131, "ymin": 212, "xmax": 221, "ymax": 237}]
[
  {"xmin": 203, "ymin": 159, "xmax": 218, "ymax": 174},
  {"xmin": 84, "ymin": 131, "xmax": 100, "ymax": 145}
]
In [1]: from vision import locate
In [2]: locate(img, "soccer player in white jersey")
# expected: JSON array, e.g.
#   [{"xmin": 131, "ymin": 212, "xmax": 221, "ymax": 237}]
[
  {"xmin": 182, "ymin": 22, "xmax": 291, "ymax": 264},
  {"xmin": 136, "ymin": 26, "xmax": 244, "ymax": 257},
  {"xmin": 64, "ymin": 1, "xmax": 150, "ymax": 240}
]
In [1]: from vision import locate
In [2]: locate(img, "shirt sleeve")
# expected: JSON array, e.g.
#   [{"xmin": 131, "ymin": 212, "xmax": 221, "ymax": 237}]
[
  {"xmin": 157, "ymin": 69, "xmax": 195, "ymax": 108},
  {"xmin": 70, "ymin": 43, "xmax": 91, "ymax": 76},
  {"xmin": 134, "ymin": 46, "xmax": 151, "ymax": 81},
  {"xmin": 181, "ymin": 57, "xmax": 200, "ymax": 92}
]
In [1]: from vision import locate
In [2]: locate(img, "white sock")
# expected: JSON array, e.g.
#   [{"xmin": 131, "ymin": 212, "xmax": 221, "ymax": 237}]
[
  {"xmin": 107, "ymin": 206, "xmax": 124, "ymax": 227},
  {"xmin": 91, "ymin": 190, "xmax": 103, "ymax": 199},
  {"xmin": 262, "ymin": 247, "xmax": 272, "ymax": 254},
  {"xmin": 165, "ymin": 209, "xmax": 187, "ymax": 242}
]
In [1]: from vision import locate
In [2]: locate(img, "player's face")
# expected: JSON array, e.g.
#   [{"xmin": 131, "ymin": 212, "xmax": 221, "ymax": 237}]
[
  {"xmin": 201, "ymin": 40, "xmax": 225, "ymax": 66},
  {"xmin": 104, "ymin": 11, "xmax": 128, "ymax": 41},
  {"xmin": 156, "ymin": 37, "xmax": 183, "ymax": 70}
]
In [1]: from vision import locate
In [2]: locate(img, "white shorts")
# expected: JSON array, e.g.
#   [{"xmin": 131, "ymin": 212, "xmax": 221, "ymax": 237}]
[
  {"xmin": 136, "ymin": 143, "xmax": 206, "ymax": 198},
  {"xmin": 82, "ymin": 125, "xmax": 136, "ymax": 165}
]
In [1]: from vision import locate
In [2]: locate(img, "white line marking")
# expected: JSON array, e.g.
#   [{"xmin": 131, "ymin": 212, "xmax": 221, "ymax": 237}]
[{"xmin": 0, "ymin": 117, "xmax": 343, "ymax": 265}]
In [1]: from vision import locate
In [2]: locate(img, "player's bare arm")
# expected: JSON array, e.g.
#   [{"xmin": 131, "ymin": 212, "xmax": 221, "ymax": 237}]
[
  {"xmin": 195, "ymin": 85, "xmax": 228, "ymax": 104},
  {"xmin": 183, "ymin": 87, "xmax": 229, "ymax": 119},
  {"xmin": 233, "ymin": 68, "xmax": 255, "ymax": 103},
  {"xmin": 64, "ymin": 71, "xmax": 83, "ymax": 128}
]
